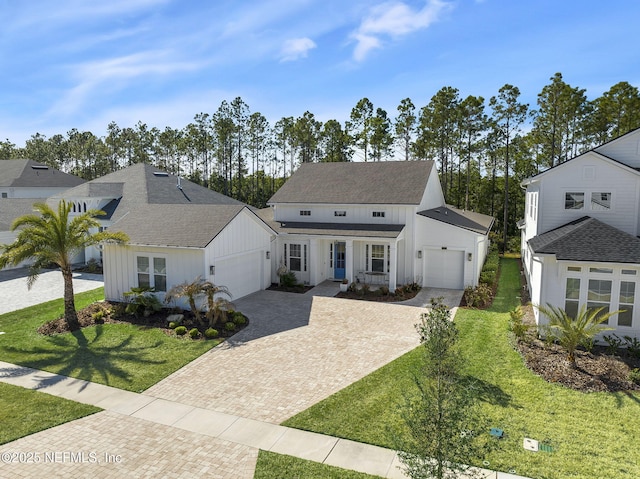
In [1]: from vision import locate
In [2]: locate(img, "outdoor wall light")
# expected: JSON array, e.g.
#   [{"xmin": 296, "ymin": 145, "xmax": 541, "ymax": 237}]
[
  {"xmin": 266, "ymin": 251, "xmax": 270, "ymax": 259},
  {"xmin": 209, "ymin": 265, "xmax": 215, "ymax": 275},
  {"xmin": 417, "ymin": 250, "xmax": 422, "ymax": 259},
  {"xmin": 468, "ymin": 253, "xmax": 473, "ymax": 262}
]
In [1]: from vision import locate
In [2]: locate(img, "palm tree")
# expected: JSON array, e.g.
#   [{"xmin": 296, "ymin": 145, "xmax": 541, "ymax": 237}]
[
  {"xmin": 203, "ymin": 282, "xmax": 234, "ymax": 328},
  {"xmin": 0, "ymin": 200, "xmax": 129, "ymax": 331},
  {"xmin": 165, "ymin": 277, "xmax": 208, "ymax": 326},
  {"xmin": 535, "ymin": 303, "xmax": 617, "ymax": 366}
]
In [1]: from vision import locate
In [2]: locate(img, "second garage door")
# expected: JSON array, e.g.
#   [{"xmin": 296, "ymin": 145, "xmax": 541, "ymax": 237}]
[
  {"xmin": 424, "ymin": 249, "xmax": 465, "ymax": 289},
  {"xmin": 214, "ymin": 251, "xmax": 264, "ymax": 300}
]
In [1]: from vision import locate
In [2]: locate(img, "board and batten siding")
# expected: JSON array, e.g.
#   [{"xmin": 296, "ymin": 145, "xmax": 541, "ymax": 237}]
[
  {"xmin": 273, "ymin": 203, "xmax": 413, "ymax": 225},
  {"xmin": 535, "ymin": 153, "xmax": 640, "ymax": 237},
  {"xmin": 204, "ymin": 209, "xmax": 273, "ymax": 298},
  {"xmin": 103, "ymin": 244, "xmax": 204, "ymax": 302},
  {"xmin": 595, "ymin": 128, "xmax": 640, "ymax": 169}
]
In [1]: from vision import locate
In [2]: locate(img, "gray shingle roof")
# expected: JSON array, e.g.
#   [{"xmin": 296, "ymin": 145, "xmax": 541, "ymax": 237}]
[
  {"xmin": 268, "ymin": 161, "xmax": 435, "ymax": 205},
  {"xmin": 255, "ymin": 207, "xmax": 404, "ymax": 238},
  {"xmin": 529, "ymin": 217, "xmax": 640, "ymax": 263},
  {"xmin": 0, "ymin": 199, "xmax": 39, "ymax": 231},
  {"xmin": 0, "ymin": 159, "xmax": 85, "ymax": 188},
  {"xmin": 418, "ymin": 205, "xmax": 494, "ymax": 235},
  {"xmin": 48, "ymin": 164, "xmax": 247, "ymax": 248},
  {"xmin": 108, "ymin": 204, "xmax": 247, "ymax": 248}
]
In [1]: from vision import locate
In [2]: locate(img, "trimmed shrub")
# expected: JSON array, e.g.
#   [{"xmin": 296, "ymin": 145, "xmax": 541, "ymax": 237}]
[
  {"xmin": 91, "ymin": 310, "xmax": 105, "ymax": 322},
  {"xmin": 205, "ymin": 328, "xmax": 219, "ymax": 339},
  {"xmin": 508, "ymin": 306, "xmax": 530, "ymax": 340},
  {"xmin": 379, "ymin": 285, "xmax": 390, "ymax": 296},
  {"xmin": 189, "ymin": 328, "xmax": 200, "ymax": 339},
  {"xmin": 463, "ymin": 284, "xmax": 492, "ymax": 308},
  {"xmin": 604, "ymin": 334, "xmax": 624, "ymax": 355},
  {"xmin": 174, "ymin": 326, "xmax": 187, "ymax": 336},
  {"xmin": 168, "ymin": 321, "xmax": 178, "ymax": 329},
  {"xmin": 623, "ymin": 335, "xmax": 640, "ymax": 358},
  {"xmin": 224, "ymin": 321, "xmax": 236, "ymax": 331},
  {"xmin": 233, "ymin": 313, "xmax": 247, "ymax": 326},
  {"xmin": 629, "ymin": 368, "xmax": 640, "ymax": 385}
]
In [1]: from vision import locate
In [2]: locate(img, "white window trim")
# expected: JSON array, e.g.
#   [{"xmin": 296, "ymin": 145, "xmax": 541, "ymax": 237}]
[{"xmin": 136, "ymin": 255, "xmax": 167, "ymax": 292}]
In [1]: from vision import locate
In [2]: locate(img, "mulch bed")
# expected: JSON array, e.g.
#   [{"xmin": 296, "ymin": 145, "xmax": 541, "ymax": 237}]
[
  {"xmin": 334, "ymin": 289, "xmax": 420, "ymax": 303},
  {"xmin": 514, "ymin": 304, "xmax": 640, "ymax": 393},
  {"xmin": 37, "ymin": 301, "xmax": 248, "ymax": 339},
  {"xmin": 267, "ymin": 283, "xmax": 313, "ymax": 294}
]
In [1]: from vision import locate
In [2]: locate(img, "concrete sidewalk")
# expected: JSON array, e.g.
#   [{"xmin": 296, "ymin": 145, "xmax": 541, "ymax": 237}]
[{"xmin": 0, "ymin": 361, "xmax": 529, "ymax": 479}]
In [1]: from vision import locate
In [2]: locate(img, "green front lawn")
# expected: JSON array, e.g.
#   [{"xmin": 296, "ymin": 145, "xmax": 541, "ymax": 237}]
[
  {"xmin": 284, "ymin": 258, "xmax": 640, "ymax": 479},
  {"xmin": 254, "ymin": 451, "xmax": 382, "ymax": 479},
  {"xmin": 0, "ymin": 288, "xmax": 220, "ymax": 392},
  {"xmin": 0, "ymin": 382, "xmax": 100, "ymax": 445}
]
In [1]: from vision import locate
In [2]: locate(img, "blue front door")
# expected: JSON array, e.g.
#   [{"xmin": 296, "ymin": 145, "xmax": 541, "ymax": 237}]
[{"xmin": 334, "ymin": 242, "xmax": 346, "ymax": 279}]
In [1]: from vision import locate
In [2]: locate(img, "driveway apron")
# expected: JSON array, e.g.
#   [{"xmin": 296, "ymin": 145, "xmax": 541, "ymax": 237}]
[{"xmin": 145, "ymin": 286, "xmax": 427, "ymax": 424}]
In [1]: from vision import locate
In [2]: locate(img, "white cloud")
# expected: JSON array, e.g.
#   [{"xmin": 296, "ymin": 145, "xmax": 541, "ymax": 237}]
[
  {"xmin": 351, "ymin": 0, "xmax": 451, "ymax": 61},
  {"xmin": 280, "ymin": 37, "xmax": 317, "ymax": 62}
]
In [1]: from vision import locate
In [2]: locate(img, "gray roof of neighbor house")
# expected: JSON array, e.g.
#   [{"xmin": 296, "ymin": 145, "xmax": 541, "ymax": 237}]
[
  {"xmin": 0, "ymin": 159, "xmax": 85, "ymax": 188},
  {"xmin": 0, "ymin": 199, "xmax": 39, "ymax": 231},
  {"xmin": 109, "ymin": 204, "xmax": 248, "ymax": 248},
  {"xmin": 529, "ymin": 216, "xmax": 640, "ymax": 263},
  {"xmin": 256, "ymin": 207, "xmax": 404, "ymax": 238},
  {"xmin": 267, "ymin": 161, "xmax": 435, "ymax": 205},
  {"xmin": 418, "ymin": 205, "xmax": 494, "ymax": 235},
  {"xmin": 50, "ymin": 163, "xmax": 253, "ymax": 248}
]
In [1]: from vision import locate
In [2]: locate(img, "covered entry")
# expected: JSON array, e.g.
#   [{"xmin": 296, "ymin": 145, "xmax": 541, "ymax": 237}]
[{"xmin": 424, "ymin": 248, "xmax": 465, "ymax": 289}]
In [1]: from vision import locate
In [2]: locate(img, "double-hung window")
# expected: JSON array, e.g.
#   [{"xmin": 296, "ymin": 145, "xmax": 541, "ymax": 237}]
[
  {"xmin": 137, "ymin": 256, "xmax": 166, "ymax": 291},
  {"xmin": 587, "ymin": 279, "xmax": 612, "ymax": 323}
]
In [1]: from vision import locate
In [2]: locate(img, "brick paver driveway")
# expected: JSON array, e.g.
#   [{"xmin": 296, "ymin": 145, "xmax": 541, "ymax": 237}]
[{"xmin": 146, "ymin": 287, "xmax": 427, "ymax": 424}]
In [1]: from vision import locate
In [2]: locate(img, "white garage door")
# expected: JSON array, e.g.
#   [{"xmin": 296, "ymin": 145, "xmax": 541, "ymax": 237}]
[
  {"xmin": 214, "ymin": 251, "xmax": 263, "ymax": 300},
  {"xmin": 424, "ymin": 249, "xmax": 465, "ymax": 289}
]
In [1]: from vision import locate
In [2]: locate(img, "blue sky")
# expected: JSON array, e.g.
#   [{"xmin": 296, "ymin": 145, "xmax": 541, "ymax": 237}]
[{"xmin": 1, "ymin": 0, "xmax": 639, "ymax": 145}]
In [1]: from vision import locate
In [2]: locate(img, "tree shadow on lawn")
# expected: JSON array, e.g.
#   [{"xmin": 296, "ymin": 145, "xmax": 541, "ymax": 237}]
[
  {"xmin": 1, "ymin": 325, "xmax": 166, "ymax": 391},
  {"xmin": 613, "ymin": 389, "xmax": 640, "ymax": 407},
  {"xmin": 464, "ymin": 375, "xmax": 516, "ymax": 409}
]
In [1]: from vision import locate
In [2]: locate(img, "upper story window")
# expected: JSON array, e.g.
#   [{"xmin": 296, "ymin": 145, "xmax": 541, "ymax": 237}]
[
  {"xmin": 591, "ymin": 192, "xmax": 611, "ymax": 210},
  {"xmin": 1, "ymin": 192, "xmax": 7, "ymax": 198},
  {"xmin": 565, "ymin": 192, "xmax": 584, "ymax": 210},
  {"xmin": 372, "ymin": 211, "xmax": 385, "ymax": 218},
  {"xmin": 299, "ymin": 210, "xmax": 311, "ymax": 216},
  {"xmin": 334, "ymin": 211, "xmax": 346, "ymax": 217}
]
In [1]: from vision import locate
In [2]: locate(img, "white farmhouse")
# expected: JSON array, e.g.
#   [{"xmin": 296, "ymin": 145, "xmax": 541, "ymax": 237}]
[
  {"xmin": 520, "ymin": 128, "xmax": 640, "ymax": 339},
  {"xmin": 0, "ymin": 160, "xmax": 85, "ymax": 269},
  {"xmin": 261, "ymin": 161, "xmax": 494, "ymax": 290},
  {"xmin": 52, "ymin": 164, "xmax": 275, "ymax": 303}
]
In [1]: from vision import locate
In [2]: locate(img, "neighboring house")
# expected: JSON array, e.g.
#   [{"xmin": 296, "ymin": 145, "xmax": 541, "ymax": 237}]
[
  {"xmin": 51, "ymin": 164, "xmax": 276, "ymax": 303},
  {"xmin": 261, "ymin": 161, "xmax": 494, "ymax": 290},
  {"xmin": 520, "ymin": 127, "xmax": 640, "ymax": 340},
  {"xmin": 0, "ymin": 159, "xmax": 85, "ymax": 269}
]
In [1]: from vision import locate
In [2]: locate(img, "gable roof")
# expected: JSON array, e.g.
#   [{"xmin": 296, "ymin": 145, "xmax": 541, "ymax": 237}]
[
  {"xmin": 0, "ymin": 159, "xmax": 85, "ymax": 188},
  {"xmin": 520, "ymin": 149, "xmax": 640, "ymax": 187},
  {"xmin": 529, "ymin": 216, "xmax": 640, "ymax": 263},
  {"xmin": 418, "ymin": 205, "xmax": 494, "ymax": 235},
  {"xmin": 48, "ymin": 164, "xmax": 251, "ymax": 249},
  {"xmin": 108, "ymin": 204, "xmax": 248, "ymax": 248},
  {"xmin": 268, "ymin": 161, "xmax": 435, "ymax": 205}
]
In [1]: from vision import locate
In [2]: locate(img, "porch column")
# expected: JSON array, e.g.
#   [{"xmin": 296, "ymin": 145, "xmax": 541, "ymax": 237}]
[
  {"xmin": 389, "ymin": 240, "xmax": 398, "ymax": 289},
  {"xmin": 345, "ymin": 239, "xmax": 354, "ymax": 283},
  {"xmin": 309, "ymin": 238, "xmax": 318, "ymax": 285}
]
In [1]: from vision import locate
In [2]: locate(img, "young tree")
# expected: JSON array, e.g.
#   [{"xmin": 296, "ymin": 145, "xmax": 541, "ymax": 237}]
[
  {"xmin": 489, "ymin": 85, "xmax": 528, "ymax": 251},
  {"xmin": 0, "ymin": 200, "xmax": 128, "ymax": 331},
  {"xmin": 395, "ymin": 303, "xmax": 490, "ymax": 479}
]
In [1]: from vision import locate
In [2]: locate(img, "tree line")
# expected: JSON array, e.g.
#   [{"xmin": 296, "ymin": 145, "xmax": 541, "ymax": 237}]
[{"xmin": 2, "ymin": 73, "xmax": 639, "ymax": 248}]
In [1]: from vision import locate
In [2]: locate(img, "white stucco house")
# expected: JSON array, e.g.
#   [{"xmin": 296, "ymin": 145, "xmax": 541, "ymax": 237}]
[
  {"xmin": 520, "ymin": 128, "xmax": 640, "ymax": 340},
  {"xmin": 0, "ymin": 159, "xmax": 85, "ymax": 269},
  {"xmin": 51, "ymin": 164, "xmax": 276, "ymax": 303},
  {"xmin": 260, "ymin": 161, "xmax": 494, "ymax": 290}
]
